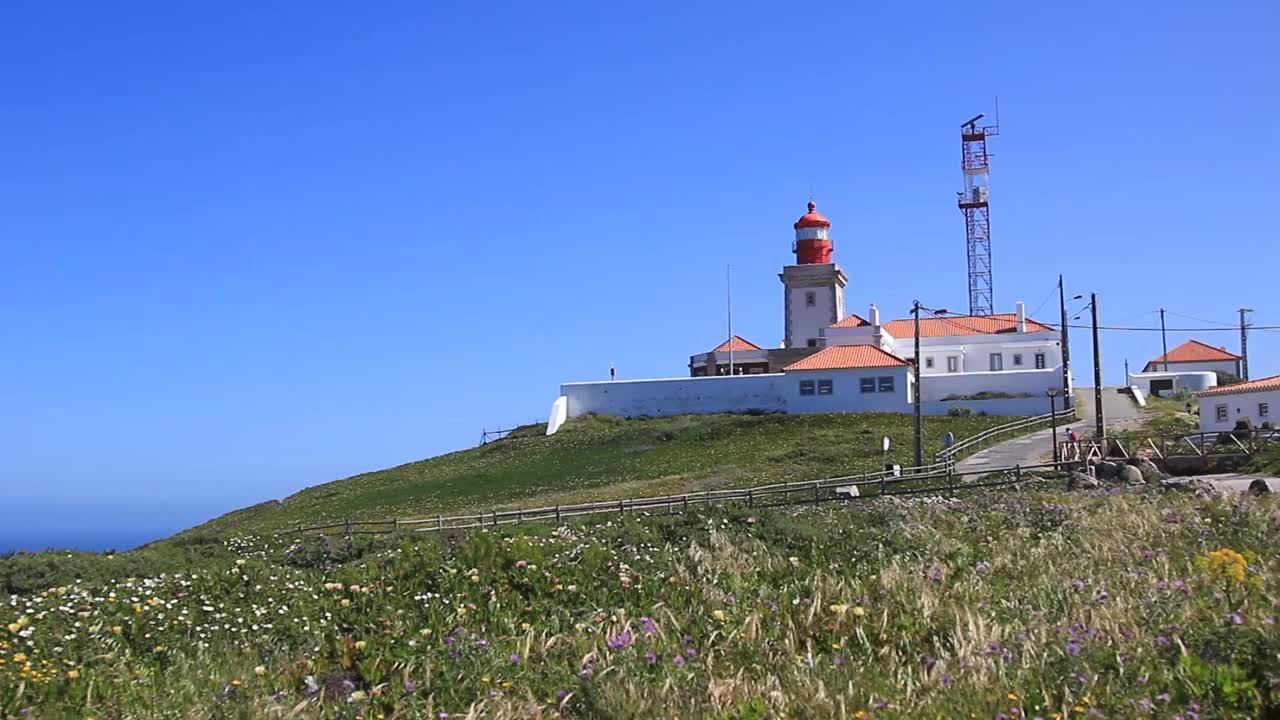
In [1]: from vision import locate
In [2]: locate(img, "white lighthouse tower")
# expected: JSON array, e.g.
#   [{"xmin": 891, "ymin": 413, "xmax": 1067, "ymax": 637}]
[{"xmin": 779, "ymin": 201, "xmax": 848, "ymax": 349}]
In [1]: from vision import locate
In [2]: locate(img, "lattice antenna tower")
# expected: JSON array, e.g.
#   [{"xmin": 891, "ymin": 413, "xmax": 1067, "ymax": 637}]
[{"xmin": 957, "ymin": 110, "xmax": 999, "ymax": 316}]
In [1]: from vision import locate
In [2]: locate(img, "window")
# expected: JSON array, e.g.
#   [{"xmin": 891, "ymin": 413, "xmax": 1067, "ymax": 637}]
[
  {"xmin": 947, "ymin": 356, "xmax": 959, "ymax": 373},
  {"xmin": 860, "ymin": 377, "xmax": 876, "ymax": 393},
  {"xmin": 1215, "ymin": 404, "xmax": 1228, "ymax": 422},
  {"xmin": 799, "ymin": 380, "xmax": 816, "ymax": 396},
  {"xmin": 1013, "ymin": 353, "xmax": 1024, "ymax": 367},
  {"xmin": 817, "ymin": 379, "xmax": 833, "ymax": 395},
  {"xmin": 989, "ymin": 353, "xmax": 1003, "ymax": 371},
  {"xmin": 1035, "ymin": 352, "xmax": 1046, "ymax": 370},
  {"xmin": 1261, "ymin": 402, "xmax": 1271, "ymax": 418},
  {"xmin": 805, "ymin": 291, "xmax": 816, "ymax": 307},
  {"xmin": 878, "ymin": 376, "xmax": 895, "ymax": 393},
  {"xmin": 806, "ymin": 338, "xmax": 818, "ymax": 348},
  {"xmin": 925, "ymin": 357, "xmax": 935, "ymax": 369}
]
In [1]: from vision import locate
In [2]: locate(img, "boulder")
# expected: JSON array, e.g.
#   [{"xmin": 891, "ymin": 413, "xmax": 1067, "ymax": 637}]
[
  {"xmin": 1137, "ymin": 458, "xmax": 1165, "ymax": 483},
  {"xmin": 1119, "ymin": 464, "xmax": 1144, "ymax": 485},
  {"xmin": 835, "ymin": 485, "xmax": 861, "ymax": 499},
  {"xmin": 1091, "ymin": 460, "xmax": 1119, "ymax": 480},
  {"xmin": 1068, "ymin": 472, "xmax": 1102, "ymax": 491},
  {"xmin": 1248, "ymin": 478, "xmax": 1272, "ymax": 496},
  {"xmin": 1160, "ymin": 478, "xmax": 1218, "ymax": 498}
]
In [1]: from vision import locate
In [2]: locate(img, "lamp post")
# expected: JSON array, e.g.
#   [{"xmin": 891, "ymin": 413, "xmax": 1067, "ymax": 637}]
[{"xmin": 1047, "ymin": 389, "xmax": 1060, "ymax": 464}]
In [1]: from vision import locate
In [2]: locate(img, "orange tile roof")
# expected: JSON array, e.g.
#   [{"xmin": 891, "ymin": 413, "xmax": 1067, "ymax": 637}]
[
  {"xmin": 881, "ymin": 312, "xmax": 1052, "ymax": 338},
  {"xmin": 712, "ymin": 335, "xmax": 764, "ymax": 352},
  {"xmin": 831, "ymin": 313, "xmax": 870, "ymax": 328},
  {"xmin": 1148, "ymin": 339, "xmax": 1241, "ymax": 365},
  {"xmin": 1194, "ymin": 374, "xmax": 1280, "ymax": 397},
  {"xmin": 783, "ymin": 344, "xmax": 909, "ymax": 371}
]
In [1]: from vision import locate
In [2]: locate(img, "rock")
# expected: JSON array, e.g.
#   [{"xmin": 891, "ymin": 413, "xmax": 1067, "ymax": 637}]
[
  {"xmin": 1248, "ymin": 478, "xmax": 1272, "ymax": 496},
  {"xmin": 1068, "ymin": 472, "xmax": 1101, "ymax": 491},
  {"xmin": 1137, "ymin": 458, "xmax": 1165, "ymax": 483},
  {"xmin": 1092, "ymin": 460, "xmax": 1119, "ymax": 480},
  {"xmin": 1160, "ymin": 478, "xmax": 1218, "ymax": 497},
  {"xmin": 835, "ymin": 485, "xmax": 860, "ymax": 499},
  {"xmin": 1119, "ymin": 464, "xmax": 1144, "ymax": 485}
]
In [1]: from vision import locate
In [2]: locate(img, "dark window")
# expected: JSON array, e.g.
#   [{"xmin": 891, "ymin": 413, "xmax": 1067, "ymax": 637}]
[
  {"xmin": 805, "ymin": 291, "xmax": 816, "ymax": 307},
  {"xmin": 1215, "ymin": 404, "xmax": 1228, "ymax": 422},
  {"xmin": 878, "ymin": 376, "xmax": 895, "ymax": 393},
  {"xmin": 860, "ymin": 377, "xmax": 876, "ymax": 393},
  {"xmin": 1261, "ymin": 402, "xmax": 1270, "ymax": 418},
  {"xmin": 1035, "ymin": 352, "xmax": 1046, "ymax": 370},
  {"xmin": 806, "ymin": 338, "xmax": 818, "ymax": 348},
  {"xmin": 925, "ymin": 357, "xmax": 935, "ymax": 369},
  {"xmin": 989, "ymin": 354, "xmax": 1003, "ymax": 371},
  {"xmin": 799, "ymin": 380, "xmax": 816, "ymax": 396},
  {"xmin": 1013, "ymin": 353, "xmax": 1024, "ymax": 366},
  {"xmin": 817, "ymin": 379, "xmax": 833, "ymax": 395}
]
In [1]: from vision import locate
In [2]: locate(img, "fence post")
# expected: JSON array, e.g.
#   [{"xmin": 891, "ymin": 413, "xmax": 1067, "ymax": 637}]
[
  {"xmin": 813, "ymin": 481, "xmax": 820, "ymax": 503},
  {"xmin": 393, "ymin": 518, "xmax": 399, "ymax": 533},
  {"xmin": 345, "ymin": 519, "xmax": 351, "ymax": 537},
  {"xmin": 493, "ymin": 512, "xmax": 498, "ymax": 528},
  {"xmin": 619, "ymin": 499, "xmax": 625, "ymax": 515},
  {"xmin": 666, "ymin": 495, "xmax": 672, "ymax": 514},
  {"xmin": 877, "ymin": 471, "xmax": 884, "ymax": 496},
  {"xmin": 748, "ymin": 489, "xmax": 754, "ymax": 508},
  {"xmin": 784, "ymin": 481, "xmax": 789, "ymax": 501},
  {"xmin": 683, "ymin": 494, "xmax": 689, "ymax": 512},
  {"xmin": 555, "ymin": 505, "xmax": 561, "ymax": 523},
  {"xmin": 1015, "ymin": 464, "xmax": 1023, "ymax": 488}
]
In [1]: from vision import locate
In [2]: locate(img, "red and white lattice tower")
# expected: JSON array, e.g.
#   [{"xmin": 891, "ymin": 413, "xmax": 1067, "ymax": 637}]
[{"xmin": 957, "ymin": 112, "xmax": 999, "ymax": 316}]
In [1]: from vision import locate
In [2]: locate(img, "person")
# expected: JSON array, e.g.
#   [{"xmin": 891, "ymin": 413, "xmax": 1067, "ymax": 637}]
[{"xmin": 1065, "ymin": 428, "xmax": 1080, "ymax": 460}]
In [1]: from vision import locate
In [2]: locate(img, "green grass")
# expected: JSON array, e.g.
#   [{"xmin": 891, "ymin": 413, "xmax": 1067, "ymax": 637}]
[
  {"xmin": 3, "ymin": 488, "xmax": 1278, "ymax": 718},
  {"xmin": 185, "ymin": 411, "xmax": 1018, "ymax": 537}
]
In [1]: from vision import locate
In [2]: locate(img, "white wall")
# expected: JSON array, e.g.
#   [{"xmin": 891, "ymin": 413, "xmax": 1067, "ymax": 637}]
[
  {"xmin": 916, "ymin": 366, "xmax": 1063, "ymax": 403},
  {"xmin": 784, "ymin": 367, "xmax": 912, "ymax": 414},
  {"xmin": 923, "ymin": 397, "xmax": 1050, "ymax": 417},
  {"xmin": 904, "ymin": 334, "xmax": 1062, "ymax": 375},
  {"xmin": 1198, "ymin": 389, "xmax": 1280, "ymax": 433},
  {"xmin": 1149, "ymin": 359, "xmax": 1239, "ymax": 376},
  {"xmin": 787, "ymin": 285, "xmax": 840, "ymax": 349},
  {"xmin": 561, "ymin": 374, "xmax": 787, "ymax": 418},
  {"xmin": 1127, "ymin": 371, "xmax": 1217, "ymax": 398}
]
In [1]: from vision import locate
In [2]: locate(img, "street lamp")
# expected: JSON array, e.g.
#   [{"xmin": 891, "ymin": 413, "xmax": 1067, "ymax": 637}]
[{"xmin": 1047, "ymin": 389, "xmax": 1061, "ymax": 464}]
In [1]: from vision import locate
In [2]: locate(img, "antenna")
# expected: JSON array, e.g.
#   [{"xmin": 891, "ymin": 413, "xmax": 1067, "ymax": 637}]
[
  {"xmin": 956, "ymin": 108, "xmax": 999, "ymax": 316},
  {"xmin": 726, "ymin": 264, "xmax": 734, "ymax": 375}
]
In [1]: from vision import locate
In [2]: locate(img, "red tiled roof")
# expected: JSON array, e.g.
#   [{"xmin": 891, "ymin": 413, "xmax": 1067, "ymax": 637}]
[
  {"xmin": 783, "ymin": 344, "xmax": 909, "ymax": 371},
  {"xmin": 831, "ymin": 313, "xmax": 870, "ymax": 328},
  {"xmin": 1148, "ymin": 339, "xmax": 1241, "ymax": 365},
  {"xmin": 1194, "ymin": 374, "xmax": 1280, "ymax": 397},
  {"xmin": 712, "ymin": 335, "xmax": 763, "ymax": 353},
  {"xmin": 881, "ymin": 312, "xmax": 1052, "ymax": 338}
]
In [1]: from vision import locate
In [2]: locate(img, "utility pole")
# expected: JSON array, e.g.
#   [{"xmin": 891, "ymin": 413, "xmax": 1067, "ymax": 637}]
[
  {"xmin": 1048, "ymin": 390, "xmax": 1061, "ymax": 464},
  {"xmin": 1159, "ymin": 308, "xmax": 1169, "ymax": 372},
  {"xmin": 1239, "ymin": 307, "xmax": 1252, "ymax": 380},
  {"xmin": 1058, "ymin": 275, "xmax": 1072, "ymax": 405},
  {"xmin": 1091, "ymin": 293, "xmax": 1105, "ymax": 439},
  {"xmin": 726, "ymin": 264, "xmax": 734, "ymax": 376},
  {"xmin": 912, "ymin": 301, "xmax": 923, "ymax": 467}
]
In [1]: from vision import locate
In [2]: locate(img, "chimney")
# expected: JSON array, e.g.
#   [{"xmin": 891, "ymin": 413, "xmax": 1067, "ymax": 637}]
[
  {"xmin": 1015, "ymin": 301, "xmax": 1027, "ymax": 333},
  {"xmin": 869, "ymin": 303, "xmax": 881, "ymax": 328}
]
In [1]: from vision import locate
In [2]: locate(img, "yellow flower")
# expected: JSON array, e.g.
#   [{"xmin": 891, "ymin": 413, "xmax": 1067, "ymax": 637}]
[
  {"xmin": 851, "ymin": 606, "xmax": 866, "ymax": 617},
  {"xmin": 67, "ymin": 670, "xmax": 80, "ymax": 679},
  {"xmin": 254, "ymin": 665, "xmax": 266, "ymax": 676},
  {"xmin": 111, "ymin": 626, "xmax": 122, "ymax": 634},
  {"xmin": 1008, "ymin": 692, "xmax": 1019, "ymax": 701},
  {"xmin": 469, "ymin": 575, "xmax": 481, "ymax": 583},
  {"xmin": 351, "ymin": 690, "xmax": 367, "ymax": 701},
  {"xmin": 354, "ymin": 640, "xmax": 367, "ymax": 650},
  {"xmin": 481, "ymin": 676, "xmax": 492, "ymax": 683},
  {"xmin": 829, "ymin": 604, "xmax": 849, "ymax": 615},
  {"xmin": 501, "ymin": 681, "xmax": 513, "ymax": 688},
  {"xmin": 13, "ymin": 653, "xmax": 27, "ymax": 663},
  {"xmin": 520, "ymin": 622, "xmax": 531, "ymax": 631},
  {"xmin": 5, "ymin": 623, "xmax": 18, "ymax": 634},
  {"xmin": 231, "ymin": 679, "xmax": 242, "ymax": 687},
  {"xmin": 341, "ymin": 599, "xmax": 351, "ymax": 607}
]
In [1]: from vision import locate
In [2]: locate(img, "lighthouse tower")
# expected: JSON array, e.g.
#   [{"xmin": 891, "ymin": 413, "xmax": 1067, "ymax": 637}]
[{"xmin": 779, "ymin": 201, "xmax": 847, "ymax": 349}]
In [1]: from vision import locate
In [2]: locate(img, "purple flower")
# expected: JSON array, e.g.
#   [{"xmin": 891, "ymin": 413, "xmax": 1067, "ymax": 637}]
[
  {"xmin": 1141, "ymin": 549, "xmax": 1155, "ymax": 560},
  {"xmin": 1156, "ymin": 693, "xmax": 1170, "ymax": 703},
  {"xmin": 579, "ymin": 667, "xmax": 594, "ymax": 678},
  {"xmin": 673, "ymin": 655, "xmax": 686, "ymax": 666},
  {"xmin": 1067, "ymin": 641, "xmax": 1083, "ymax": 656},
  {"xmin": 555, "ymin": 688, "xmax": 568, "ymax": 699},
  {"xmin": 644, "ymin": 651, "xmax": 657, "ymax": 664},
  {"xmin": 1156, "ymin": 635, "xmax": 1170, "ymax": 646},
  {"xmin": 640, "ymin": 616, "xmax": 657, "ymax": 635},
  {"xmin": 995, "ymin": 714, "xmax": 1009, "ymax": 720},
  {"xmin": 606, "ymin": 631, "xmax": 633, "ymax": 650},
  {"xmin": 1136, "ymin": 698, "xmax": 1154, "ymax": 712},
  {"xmin": 1228, "ymin": 612, "xmax": 1244, "ymax": 625},
  {"xmin": 509, "ymin": 653, "xmax": 521, "ymax": 663},
  {"xmin": 403, "ymin": 679, "xmax": 418, "ymax": 692},
  {"xmin": 976, "ymin": 560, "xmax": 991, "ymax": 572}
]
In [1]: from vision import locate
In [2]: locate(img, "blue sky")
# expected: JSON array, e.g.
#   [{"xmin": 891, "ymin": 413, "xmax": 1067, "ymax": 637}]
[{"xmin": 2, "ymin": 1, "xmax": 1277, "ymax": 549}]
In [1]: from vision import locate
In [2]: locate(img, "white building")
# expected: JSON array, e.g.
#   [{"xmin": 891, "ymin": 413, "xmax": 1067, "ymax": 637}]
[
  {"xmin": 1143, "ymin": 339, "xmax": 1242, "ymax": 378},
  {"xmin": 548, "ymin": 200, "xmax": 1074, "ymax": 432},
  {"xmin": 1193, "ymin": 374, "xmax": 1280, "ymax": 433},
  {"xmin": 1125, "ymin": 370, "xmax": 1217, "ymax": 399}
]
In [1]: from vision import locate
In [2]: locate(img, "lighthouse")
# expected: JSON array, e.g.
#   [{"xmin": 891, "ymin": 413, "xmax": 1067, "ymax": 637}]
[{"xmin": 779, "ymin": 200, "xmax": 847, "ymax": 349}]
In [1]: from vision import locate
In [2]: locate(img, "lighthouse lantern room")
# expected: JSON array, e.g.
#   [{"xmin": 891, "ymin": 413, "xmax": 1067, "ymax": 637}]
[
  {"xmin": 793, "ymin": 200, "xmax": 833, "ymax": 264},
  {"xmin": 779, "ymin": 200, "xmax": 847, "ymax": 349}
]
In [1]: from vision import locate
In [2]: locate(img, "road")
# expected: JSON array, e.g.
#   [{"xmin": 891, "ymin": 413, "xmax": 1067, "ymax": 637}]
[{"xmin": 954, "ymin": 387, "xmax": 1141, "ymax": 473}]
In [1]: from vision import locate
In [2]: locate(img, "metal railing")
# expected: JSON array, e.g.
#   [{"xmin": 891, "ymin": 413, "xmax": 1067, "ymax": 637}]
[{"xmin": 935, "ymin": 407, "xmax": 1078, "ymax": 466}]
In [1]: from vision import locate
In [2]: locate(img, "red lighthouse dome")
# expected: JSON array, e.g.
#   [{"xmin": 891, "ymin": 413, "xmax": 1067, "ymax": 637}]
[{"xmin": 793, "ymin": 201, "xmax": 832, "ymax": 264}]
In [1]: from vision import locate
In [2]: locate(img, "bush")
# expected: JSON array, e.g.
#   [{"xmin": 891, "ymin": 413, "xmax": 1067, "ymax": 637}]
[{"xmin": 947, "ymin": 407, "xmax": 974, "ymax": 417}]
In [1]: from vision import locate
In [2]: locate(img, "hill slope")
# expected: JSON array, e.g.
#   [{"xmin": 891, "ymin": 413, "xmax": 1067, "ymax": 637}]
[{"xmin": 188, "ymin": 411, "xmax": 1015, "ymax": 537}]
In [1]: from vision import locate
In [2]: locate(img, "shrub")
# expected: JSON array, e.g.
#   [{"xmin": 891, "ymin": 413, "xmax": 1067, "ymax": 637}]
[{"xmin": 947, "ymin": 407, "xmax": 974, "ymax": 417}]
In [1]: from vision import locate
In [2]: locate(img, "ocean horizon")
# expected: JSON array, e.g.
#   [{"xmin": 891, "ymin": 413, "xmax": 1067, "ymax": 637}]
[{"xmin": 0, "ymin": 500, "xmax": 234, "ymax": 554}]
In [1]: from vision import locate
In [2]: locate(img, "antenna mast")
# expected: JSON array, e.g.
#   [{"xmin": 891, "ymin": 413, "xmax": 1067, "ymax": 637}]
[{"xmin": 957, "ymin": 111, "xmax": 999, "ymax": 316}]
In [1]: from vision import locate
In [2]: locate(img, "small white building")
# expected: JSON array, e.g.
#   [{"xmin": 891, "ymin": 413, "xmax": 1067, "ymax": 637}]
[
  {"xmin": 1194, "ymin": 374, "xmax": 1280, "ymax": 433},
  {"xmin": 1126, "ymin": 370, "xmax": 1217, "ymax": 399},
  {"xmin": 1143, "ymin": 339, "xmax": 1242, "ymax": 378}
]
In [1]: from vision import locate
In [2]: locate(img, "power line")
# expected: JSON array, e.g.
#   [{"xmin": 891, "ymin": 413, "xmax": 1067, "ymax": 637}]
[
  {"xmin": 1164, "ymin": 310, "xmax": 1239, "ymax": 328},
  {"xmin": 1044, "ymin": 323, "xmax": 1280, "ymax": 332}
]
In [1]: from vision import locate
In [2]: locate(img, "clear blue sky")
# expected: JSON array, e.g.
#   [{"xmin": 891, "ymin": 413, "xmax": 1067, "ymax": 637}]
[{"xmin": 2, "ymin": 1, "xmax": 1277, "ymax": 549}]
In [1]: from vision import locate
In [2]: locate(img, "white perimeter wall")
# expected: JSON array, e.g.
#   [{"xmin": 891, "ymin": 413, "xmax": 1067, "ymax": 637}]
[
  {"xmin": 561, "ymin": 375, "xmax": 786, "ymax": 418},
  {"xmin": 1198, "ymin": 389, "xmax": 1280, "ymax": 433},
  {"xmin": 1127, "ymin": 371, "xmax": 1217, "ymax": 397}
]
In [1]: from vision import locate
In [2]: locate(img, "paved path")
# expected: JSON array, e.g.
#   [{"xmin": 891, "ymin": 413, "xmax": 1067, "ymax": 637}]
[
  {"xmin": 954, "ymin": 387, "xmax": 1141, "ymax": 473},
  {"xmin": 1191, "ymin": 474, "xmax": 1280, "ymax": 494}
]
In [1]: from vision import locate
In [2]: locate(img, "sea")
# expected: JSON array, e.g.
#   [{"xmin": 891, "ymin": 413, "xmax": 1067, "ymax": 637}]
[{"xmin": 0, "ymin": 501, "xmax": 225, "ymax": 554}]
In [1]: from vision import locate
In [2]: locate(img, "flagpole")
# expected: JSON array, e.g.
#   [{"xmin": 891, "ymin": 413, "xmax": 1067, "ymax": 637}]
[{"xmin": 726, "ymin": 264, "xmax": 734, "ymax": 375}]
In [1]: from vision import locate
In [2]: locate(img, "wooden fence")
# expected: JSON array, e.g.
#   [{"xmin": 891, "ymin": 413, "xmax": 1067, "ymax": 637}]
[
  {"xmin": 284, "ymin": 460, "xmax": 1065, "ymax": 538},
  {"xmin": 1072, "ymin": 428, "xmax": 1279, "ymax": 462}
]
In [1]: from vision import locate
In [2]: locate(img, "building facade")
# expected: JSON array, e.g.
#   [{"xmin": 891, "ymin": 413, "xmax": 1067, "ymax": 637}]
[
  {"xmin": 1194, "ymin": 374, "xmax": 1280, "ymax": 433},
  {"xmin": 1143, "ymin": 339, "xmax": 1242, "ymax": 378}
]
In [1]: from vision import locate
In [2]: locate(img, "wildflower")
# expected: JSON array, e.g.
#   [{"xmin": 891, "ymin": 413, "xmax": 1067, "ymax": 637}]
[
  {"xmin": 640, "ymin": 616, "xmax": 657, "ymax": 635},
  {"xmin": 711, "ymin": 610, "xmax": 726, "ymax": 622},
  {"xmin": 830, "ymin": 604, "xmax": 849, "ymax": 615},
  {"xmin": 254, "ymin": 665, "xmax": 266, "ymax": 676},
  {"xmin": 851, "ymin": 606, "xmax": 866, "ymax": 618},
  {"xmin": 606, "ymin": 631, "xmax": 632, "ymax": 650},
  {"xmin": 111, "ymin": 626, "xmax": 122, "ymax": 634},
  {"xmin": 5, "ymin": 624, "xmax": 18, "ymax": 634},
  {"xmin": 341, "ymin": 599, "xmax": 351, "ymax": 607},
  {"xmin": 67, "ymin": 670, "xmax": 79, "ymax": 679},
  {"xmin": 354, "ymin": 640, "xmax": 367, "ymax": 650},
  {"xmin": 674, "ymin": 655, "xmax": 686, "ymax": 666},
  {"xmin": 231, "ymin": 679, "xmax": 242, "ymax": 687},
  {"xmin": 1008, "ymin": 692, "xmax": 1019, "ymax": 701},
  {"xmin": 645, "ymin": 651, "xmax": 657, "ymax": 664},
  {"xmin": 1066, "ymin": 641, "xmax": 1083, "ymax": 656},
  {"xmin": 350, "ymin": 690, "xmax": 367, "ymax": 701},
  {"xmin": 1228, "ymin": 612, "xmax": 1244, "ymax": 625}
]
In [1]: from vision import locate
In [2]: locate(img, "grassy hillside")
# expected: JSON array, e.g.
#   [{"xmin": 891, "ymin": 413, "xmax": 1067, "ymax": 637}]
[
  {"xmin": 4, "ymin": 488, "xmax": 1278, "ymax": 717},
  {"xmin": 188, "ymin": 412, "xmax": 1016, "ymax": 537}
]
